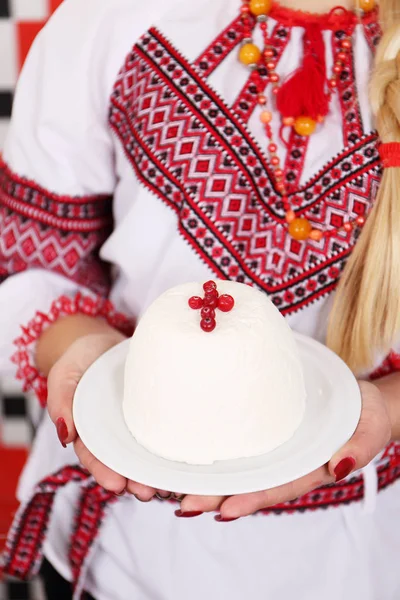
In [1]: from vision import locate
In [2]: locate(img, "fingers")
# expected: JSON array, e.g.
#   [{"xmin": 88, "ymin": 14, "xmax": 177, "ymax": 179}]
[
  {"xmin": 180, "ymin": 495, "xmax": 225, "ymax": 513},
  {"xmin": 219, "ymin": 467, "xmax": 331, "ymax": 519},
  {"xmin": 74, "ymin": 437, "xmax": 127, "ymax": 494},
  {"xmin": 328, "ymin": 381, "xmax": 392, "ymax": 482},
  {"xmin": 47, "ymin": 362, "xmax": 80, "ymax": 445},
  {"xmin": 127, "ymin": 480, "xmax": 156, "ymax": 502}
]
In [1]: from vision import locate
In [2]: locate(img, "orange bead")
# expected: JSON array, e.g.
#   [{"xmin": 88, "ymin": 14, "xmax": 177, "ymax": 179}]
[
  {"xmin": 258, "ymin": 94, "xmax": 267, "ymax": 105},
  {"xmin": 249, "ymin": 0, "xmax": 272, "ymax": 16},
  {"xmin": 239, "ymin": 43, "xmax": 261, "ymax": 66},
  {"xmin": 294, "ymin": 116, "xmax": 317, "ymax": 137},
  {"xmin": 286, "ymin": 210, "xmax": 296, "ymax": 223},
  {"xmin": 309, "ymin": 229, "xmax": 323, "ymax": 241},
  {"xmin": 260, "ymin": 111, "xmax": 272, "ymax": 124},
  {"xmin": 359, "ymin": 0, "xmax": 375, "ymax": 12},
  {"xmin": 288, "ymin": 218, "xmax": 312, "ymax": 241}
]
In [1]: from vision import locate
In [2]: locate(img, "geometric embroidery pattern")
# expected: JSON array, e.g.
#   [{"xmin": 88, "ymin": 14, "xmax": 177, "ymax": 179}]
[
  {"xmin": 110, "ymin": 28, "xmax": 382, "ymax": 315},
  {"xmin": 0, "ymin": 159, "xmax": 113, "ymax": 295}
]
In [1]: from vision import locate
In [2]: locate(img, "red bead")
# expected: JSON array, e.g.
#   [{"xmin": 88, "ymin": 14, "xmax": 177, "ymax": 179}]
[
  {"xmin": 266, "ymin": 61, "xmax": 276, "ymax": 70},
  {"xmin": 341, "ymin": 39, "xmax": 351, "ymax": 49},
  {"xmin": 333, "ymin": 65, "xmax": 342, "ymax": 74},
  {"xmin": 264, "ymin": 48, "xmax": 274, "ymax": 58},
  {"xmin": 270, "ymin": 73, "xmax": 280, "ymax": 83},
  {"xmin": 260, "ymin": 22, "xmax": 267, "ymax": 31},
  {"xmin": 203, "ymin": 280, "xmax": 217, "ymax": 293},
  {"xmin": 241, "ymin": 5, "xmax": 250, "ymax": 12},
  {"xmin": 271, "ymin": 156, "xmax": 280, "ymax": 166},
  {"xmin": 338, "ymin": 51, "xmax": 348, "ymax": 61},
  {"xmin": 275, "ymin": 168, "xmax": 283, "ymax": 178},
  {"xmin": 258, "ymin": 94, "xmax": 267, "ymax": 105},
  {"xmin": 356, "ymin": 216, "xmax": 366, "ymax": 226},
  {"xmin": 277, "ymin": 182, "xmax": 285, "ymax": 192},
  {"xmin": 203, "ymin": 296, "xmax": 218, "ymax": 309},
  {"xmin": 188, "ymin": 296, "xmax": 203, "ymax": 310},
  {"xmin": 268, "ymin": 143, "xmax": 277, "ymax": 153},
  {"xmin": 328, "ymin": 78, "xmax": 338, "ymax": 89},
  {"xmin": 200, "ymin": 318, "xmax": 216, "ymax": 333},
  {"xmin": 218, "ymin": 294, "xmax": 235, "ymax": 313},
  {"xmin": 343, "ymin": 223, "xmax": 353, "ymax": 232},
  {"xmin": 272, "ymin": 86, "xmax": 279, "ymax": 95},
  {"xmin": 201, "ymin": 306, "xmax": 216, "ymax": 319}
]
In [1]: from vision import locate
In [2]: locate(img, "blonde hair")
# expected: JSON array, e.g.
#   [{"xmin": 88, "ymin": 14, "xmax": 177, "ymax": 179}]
[{"xmin": 327, "ymin": 0, "xmax": 400, "ymax": 373}]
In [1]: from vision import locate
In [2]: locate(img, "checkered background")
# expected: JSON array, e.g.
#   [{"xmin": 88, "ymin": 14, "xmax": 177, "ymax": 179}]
[{"xmin": 1, "ymin": 1, "xmax": 63, "ymax": 597}]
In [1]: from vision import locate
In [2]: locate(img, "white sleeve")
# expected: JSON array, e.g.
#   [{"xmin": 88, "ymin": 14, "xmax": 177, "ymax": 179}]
[{"xmin": 0, "ymin": 0, "xmax": 138, "ymax": 378}]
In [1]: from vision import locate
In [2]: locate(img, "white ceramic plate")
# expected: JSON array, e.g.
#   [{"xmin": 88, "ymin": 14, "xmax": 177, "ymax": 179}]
[{"xmin": 73, "ymin": 335, "xmax": 361, "ymax": 495}]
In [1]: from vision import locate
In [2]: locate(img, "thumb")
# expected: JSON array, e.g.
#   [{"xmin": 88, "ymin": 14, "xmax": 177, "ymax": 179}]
[
  {"xmin": 47, "ymin": 361, "xmax": 80, "ymax": 447},
  {"xmin": 328, "ymin": 381, "xmax": 391, "ymax": 482}
]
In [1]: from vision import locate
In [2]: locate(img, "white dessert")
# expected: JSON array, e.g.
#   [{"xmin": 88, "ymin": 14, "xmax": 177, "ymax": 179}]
[{"xmin": 123, "ymin": 280, "xmax": 306, "ymax": 465}]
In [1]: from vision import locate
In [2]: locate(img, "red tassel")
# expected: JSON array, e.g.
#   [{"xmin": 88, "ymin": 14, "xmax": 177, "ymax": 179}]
[{"xmin": 276, "ymin": 24, "xmax": 330, "ymax": 121}]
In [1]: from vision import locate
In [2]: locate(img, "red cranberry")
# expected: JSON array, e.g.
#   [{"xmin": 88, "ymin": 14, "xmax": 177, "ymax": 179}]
[
  {"xmin": 201, "ymin": 306, "xmax": 216, "ymax": 319},
  {"xmin": 218, "ymin": 294, "xmax": 235, "ymax": 313},
  {"xmin": 200, "ymin": 317, "xmax": 216, "ymax": 332},
  {"xmin": 203, "ymin": 280, "xmax": 217, "ymax": 294},
  {"xmin": 203, "ymin": 296, "xmax": 218, "ymax": 309},
  {"xmin": 188, "ymin": 296, "xmax": 203, "ymax": 310}
]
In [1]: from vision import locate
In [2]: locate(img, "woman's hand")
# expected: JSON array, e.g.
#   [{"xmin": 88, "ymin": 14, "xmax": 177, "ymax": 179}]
[
  {"xmin": 46, "ymin": 330, "xmax": 157, "ymax": 500},
  {"xmin": 178, "ymin": 381, "xmax": 392, "ymax": 521}
]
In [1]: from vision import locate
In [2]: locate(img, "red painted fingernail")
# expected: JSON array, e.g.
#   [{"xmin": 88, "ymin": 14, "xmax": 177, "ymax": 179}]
[
  {"xmin": 175, "ymin": 510, "xmax": 203, "ymax": 518},
  {"xmin": 334, "ymin": 457, "xmax": 356, "ymax": 482},
  {"xmin": 56, "ymin": 418, "xmax": 68, "ymax": 448},
  {"xmin": 214, "ymin": 515, "xmax": 239, "ymax": 523}
]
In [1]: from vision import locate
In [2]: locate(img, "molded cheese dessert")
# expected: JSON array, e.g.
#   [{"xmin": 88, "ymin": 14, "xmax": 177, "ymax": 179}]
[{"xmin": 123, "ymin": 280, "xmax": 306, "ymax": 465}]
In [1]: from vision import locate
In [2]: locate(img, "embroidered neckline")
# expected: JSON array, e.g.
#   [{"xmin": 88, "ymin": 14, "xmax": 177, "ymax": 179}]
[{"xmin": 268, "ymin": 1, "xmax": 378, "ymax": 29}]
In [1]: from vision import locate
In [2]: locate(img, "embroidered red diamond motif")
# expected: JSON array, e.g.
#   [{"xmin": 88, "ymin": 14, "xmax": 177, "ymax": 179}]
[
  {"xmin": 211, "ymin": 179, "xmax": 227, "ymax": 193},
  {"xmin": 65, "ymin": 248, "xmax": 80, "ymax": 268},
  {"xmin": 196, "ymin": 159, "xmax": 211, "ymax": 173},
  {"xmin": 228, "ymin": 199, "xmax": 241, "ymax": 212},
  {"xmin": 4, "ymin": 229, "xmax": 16, "ymax": 249},
  {"xmin": 21, "ymin": 236, "xmax": 36, "ymax": 257},
  {"xmin": 353, "ymin": 200, "xmax": 365, "ymax": 215},
  {"xmin": 142, "ymin": 97, "xmax": 152, "ymax": 110},
  {"xmin": 43, "ymin": 244, "xmax": 57, "ymax": 262},
  {"xmin": 152, "ymin": 110, "xmax": 166, "ymax": 124},
  {"xmin": 290, "ymin": 239, "xmax": 302, "ymax": 255},
  {"xmin": 241, "ymin": 218, "xmax": 253, "ymax": 231},
  {"xmin": 166, "ymin": 125, "xmax": 179, "ymax": 139},
  {"xmin": 330, "ymin": 213, "xmax": 343, "ymax": 228},
  {"xmin": 255, "ymin": 237, "xmax": 267, "ymax": 249},
  {"xmin": 180, "ymin": 142, "xmax": 194, "ymax": 155}
]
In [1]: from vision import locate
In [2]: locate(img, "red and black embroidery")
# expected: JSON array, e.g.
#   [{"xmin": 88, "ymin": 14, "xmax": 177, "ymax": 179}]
[
  {"xmin": 0, "ymin": 465, "xmax": 116, "ymax": 600},
  {"xmin": 194, "ymin": 15, "xmax": 244, "ymax": 78},
  {"xmin": 110, "ymin": 28, "xmax": 381, "ymax": 315},
  {"xmin": 332, "ymin": 28, "xmax": 364, "ymax": 147},
  {"xmin": 0, "ymin": 160, "xmax": 113, "ymax": 296},
  {"xmin": 362, "ymin": 9, "xmax": 382, "ymax": 54}
]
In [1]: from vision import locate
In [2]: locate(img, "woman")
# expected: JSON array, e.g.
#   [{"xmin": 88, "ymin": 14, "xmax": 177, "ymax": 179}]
[{"xmin": 1, "ymin": 0, "xmax": 400, "ymax": 598}]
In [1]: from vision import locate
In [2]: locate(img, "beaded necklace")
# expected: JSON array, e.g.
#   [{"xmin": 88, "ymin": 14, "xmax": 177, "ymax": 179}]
[{"xmin": 238, "ymin": 0, "xmax": 376, "ymax": 241}]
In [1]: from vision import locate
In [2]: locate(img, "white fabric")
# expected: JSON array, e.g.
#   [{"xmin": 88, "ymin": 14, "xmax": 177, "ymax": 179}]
[{"xmin": 0, "ymin": 0, "xmax": 399, "ymax": 598}]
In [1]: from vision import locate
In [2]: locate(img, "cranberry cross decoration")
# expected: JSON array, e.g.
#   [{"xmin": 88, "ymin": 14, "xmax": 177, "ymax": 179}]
[{"xmin": 188, "ymin": 281, "xmax": 235, "ymax": 333}]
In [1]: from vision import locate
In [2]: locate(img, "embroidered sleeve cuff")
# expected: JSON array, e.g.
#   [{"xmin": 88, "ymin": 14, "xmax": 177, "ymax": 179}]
[{"xmin": 11, "ymin": 292, "xmax": 134, "ymax": 407}]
